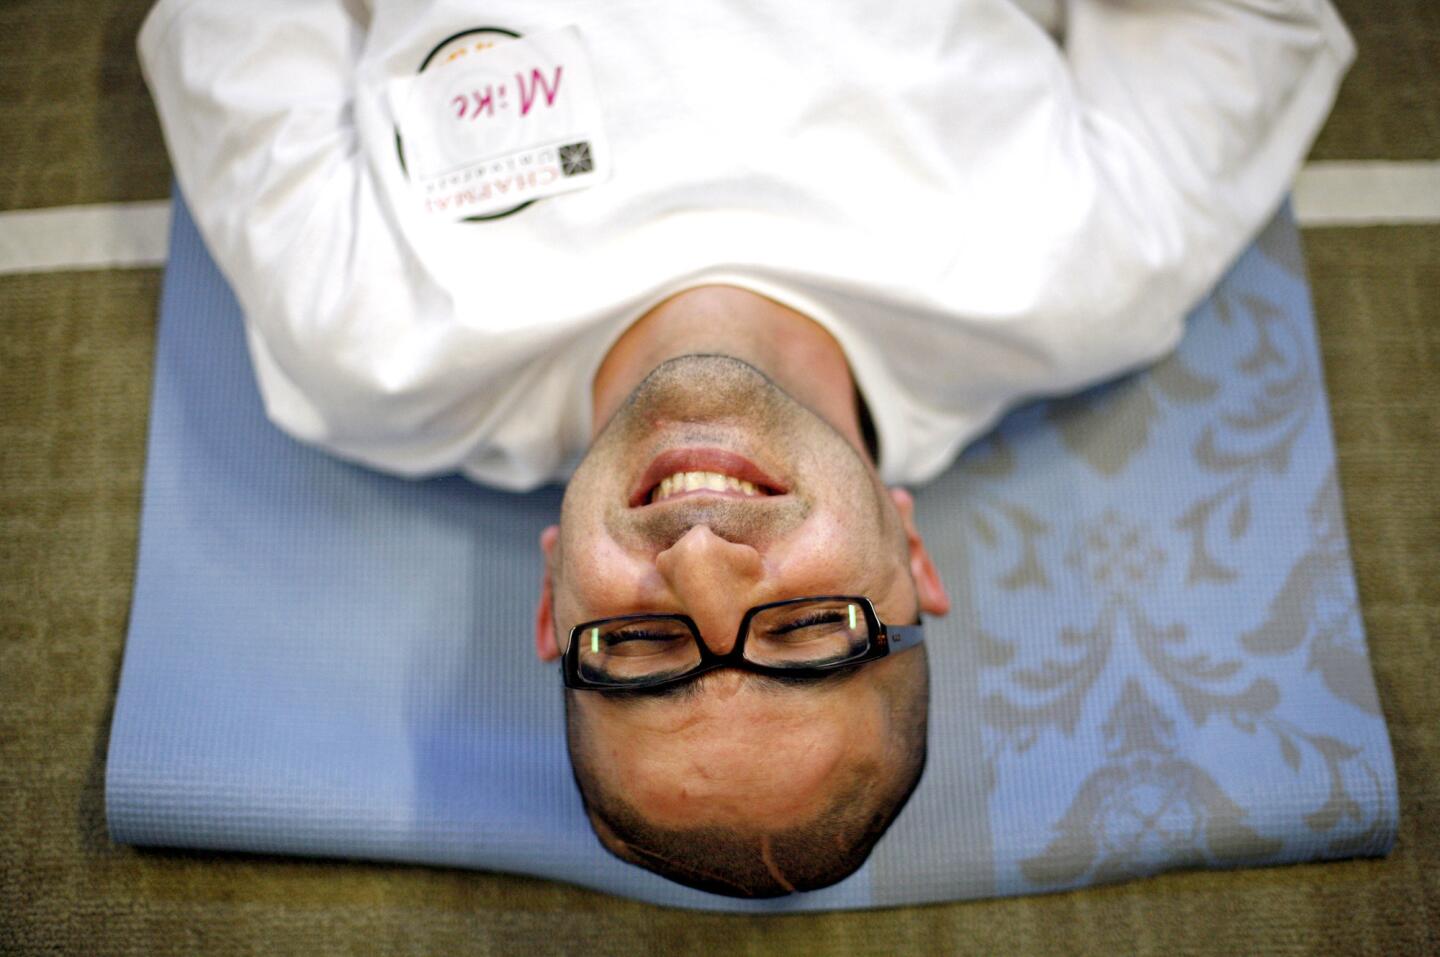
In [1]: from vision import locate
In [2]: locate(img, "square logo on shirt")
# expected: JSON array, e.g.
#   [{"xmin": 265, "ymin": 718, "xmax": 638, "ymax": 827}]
[{"xmin": 560, "ymin": 142, "xmax": 594, "ymax": 177}]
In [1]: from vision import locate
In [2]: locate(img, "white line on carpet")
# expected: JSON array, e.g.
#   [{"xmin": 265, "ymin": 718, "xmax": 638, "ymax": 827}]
[
  {"xmin": 0, "ymin": 161, "xmax": 1437, "ymax": 275},
  {"xmin": 1293, "ymin": 161, "xmax": 1440, "ymax": 226},
  {"xmin": 0, "ymin": 200, "xmax": 171, "ymax": 275}
]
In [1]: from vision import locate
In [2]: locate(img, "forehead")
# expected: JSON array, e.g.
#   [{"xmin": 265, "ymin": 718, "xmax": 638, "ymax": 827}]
[
  {"xmin": 566, "ymin": 666, "xmax": 895, "ymax": 824},
  {"xmin": 571, "ymin": 665, "xmax": 882, "ymax": 740},
  {"xmin": 586, "ymin": 663, "xmax": 865, "ymax": 706}
]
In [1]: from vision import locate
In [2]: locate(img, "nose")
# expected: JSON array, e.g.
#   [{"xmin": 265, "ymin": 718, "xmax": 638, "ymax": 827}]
[{"xmin": 654, "ymin": 525, "xmax": 763, "ymax": 654}]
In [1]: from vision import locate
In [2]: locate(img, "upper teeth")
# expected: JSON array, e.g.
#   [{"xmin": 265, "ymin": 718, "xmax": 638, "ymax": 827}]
[{"xmin": 651, "ymin": 471, "xmax": 762, "ymax": 503}]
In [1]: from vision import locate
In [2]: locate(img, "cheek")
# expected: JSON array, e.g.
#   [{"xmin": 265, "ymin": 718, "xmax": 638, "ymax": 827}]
[
  {"xmin": 762, "ymin": 510, "xmax": 892, "ymax": 596},
  {"xmin": 556, "ymin": 529, "xmax": 667, "ymax": 622}
]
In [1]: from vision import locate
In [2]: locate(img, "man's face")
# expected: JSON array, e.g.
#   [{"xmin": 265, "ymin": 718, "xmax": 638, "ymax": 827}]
[{"xmin": 536, "ymin": 354, "xmax": 946, "ymax": 835}]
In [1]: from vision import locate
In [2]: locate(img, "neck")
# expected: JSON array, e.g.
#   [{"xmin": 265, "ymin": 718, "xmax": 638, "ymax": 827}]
[{"xmin": 592, "ymin": 285, "xmax": 870, "ymax": 458}]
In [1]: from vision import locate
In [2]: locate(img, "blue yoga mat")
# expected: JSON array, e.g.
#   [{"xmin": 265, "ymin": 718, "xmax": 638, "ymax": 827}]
[{"xmin": 107, "ymin": 194, "xmax": 1398, "ymax": 911}]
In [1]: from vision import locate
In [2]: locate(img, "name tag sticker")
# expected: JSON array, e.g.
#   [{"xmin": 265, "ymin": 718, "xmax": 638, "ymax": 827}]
[{"xmin": 390, "ymin": 26, "xmax": 611, "ymax": 221}]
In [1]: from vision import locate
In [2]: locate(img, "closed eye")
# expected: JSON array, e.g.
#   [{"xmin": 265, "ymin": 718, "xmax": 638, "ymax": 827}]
[
  {"xmin": 604, "ymin": 629, "xmax": 688, "ymax": 646},
  {"xmin": 765, "ymin": 611, "xmax": 846, "ymax": 637}
]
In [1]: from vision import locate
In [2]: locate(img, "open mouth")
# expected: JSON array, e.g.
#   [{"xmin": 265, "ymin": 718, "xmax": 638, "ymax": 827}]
[
  {"xmin": 630, "ymin": 448, "xmax": 787, "ymax": 507},
  {"xmin": 648, "ymin": 470, "xmax": 768, "ymax": 504}
]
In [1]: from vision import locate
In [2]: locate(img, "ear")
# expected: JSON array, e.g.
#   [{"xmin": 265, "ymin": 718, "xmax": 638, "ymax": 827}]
[
  {"xmin": 534, "ymin": 524, "xmax": 561, "ymax": 662},
  {"xmin": 888, "ymin": 487, "xmax": 951, "ymax": 617}
]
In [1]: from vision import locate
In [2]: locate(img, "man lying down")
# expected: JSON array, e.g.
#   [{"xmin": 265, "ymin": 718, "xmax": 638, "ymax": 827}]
[{"xmin": 138, "ymin": 0, "xmax": 1352, "ymax": 898}]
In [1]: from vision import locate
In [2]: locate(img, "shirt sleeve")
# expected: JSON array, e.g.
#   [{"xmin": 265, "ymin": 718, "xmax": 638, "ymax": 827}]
[
  {"xmin": 139, "ymin": 0, "xmax": 561, "ymax": 486},
  {"xmin": 883, "ymin": 0, "xmax": 1352, "ymax": 485},
  {"xmin": 1052, "ymin": 0, "xmax": 1353, "ymax": 379}
]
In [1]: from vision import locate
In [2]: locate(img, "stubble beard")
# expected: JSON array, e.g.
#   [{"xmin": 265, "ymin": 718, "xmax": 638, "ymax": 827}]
[{"xmin": 585, "ymin": 354, "xmax": 887, "ymax": 548}]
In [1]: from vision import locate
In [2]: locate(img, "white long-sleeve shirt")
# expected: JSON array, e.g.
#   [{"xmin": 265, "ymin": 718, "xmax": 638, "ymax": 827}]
[{"xmin": 139, "ymin": 0, "xmax": 1354, "ymax": 491}]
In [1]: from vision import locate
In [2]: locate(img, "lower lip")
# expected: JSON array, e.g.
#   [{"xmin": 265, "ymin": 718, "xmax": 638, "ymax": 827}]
[{"xmin": 630, "ymin": 447, "xmax": 787, "ymax": 508}]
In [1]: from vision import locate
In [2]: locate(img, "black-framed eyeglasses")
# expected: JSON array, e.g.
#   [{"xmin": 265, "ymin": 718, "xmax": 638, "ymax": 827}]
[{"xmin": 561, "ymin": 595, "xmax": 924, "ymax": 692}]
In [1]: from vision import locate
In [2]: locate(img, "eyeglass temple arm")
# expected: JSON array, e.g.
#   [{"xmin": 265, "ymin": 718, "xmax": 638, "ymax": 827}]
[{"xmin": 885, "ymin": 622, "xmax": 925, "ymax": 652}]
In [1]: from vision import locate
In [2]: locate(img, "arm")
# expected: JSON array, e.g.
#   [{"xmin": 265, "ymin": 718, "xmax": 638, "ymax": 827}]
[
  {"xmin": 877, "ymin": 0, "xmax": 1353, "ymax": 483},
  {"xmin": 1064, "ymin": 0, "xmax": 1353, "ymax": 301},
  {"xmin": 140, "ymin": 0, "xmax": 529, "ymax": 481},
  {"xmin": 1043, "ymin": 0, "xmax": 1353, "ymax": 380}
]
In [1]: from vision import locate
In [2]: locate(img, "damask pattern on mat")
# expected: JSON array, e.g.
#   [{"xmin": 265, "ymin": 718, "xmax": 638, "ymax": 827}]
[{"xmin": 920, "ymin": 210, "xmax": 1396, "ymax": 898}]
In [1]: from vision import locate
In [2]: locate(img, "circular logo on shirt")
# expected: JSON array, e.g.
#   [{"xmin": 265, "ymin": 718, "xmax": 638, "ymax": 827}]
[
  {"xmin": 393, "ymin": 25, "xmax": 610, "ymax": 225},
  {"xmin": 396, "ymin": 27, "xmax": 536, "ymax": 222}
]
